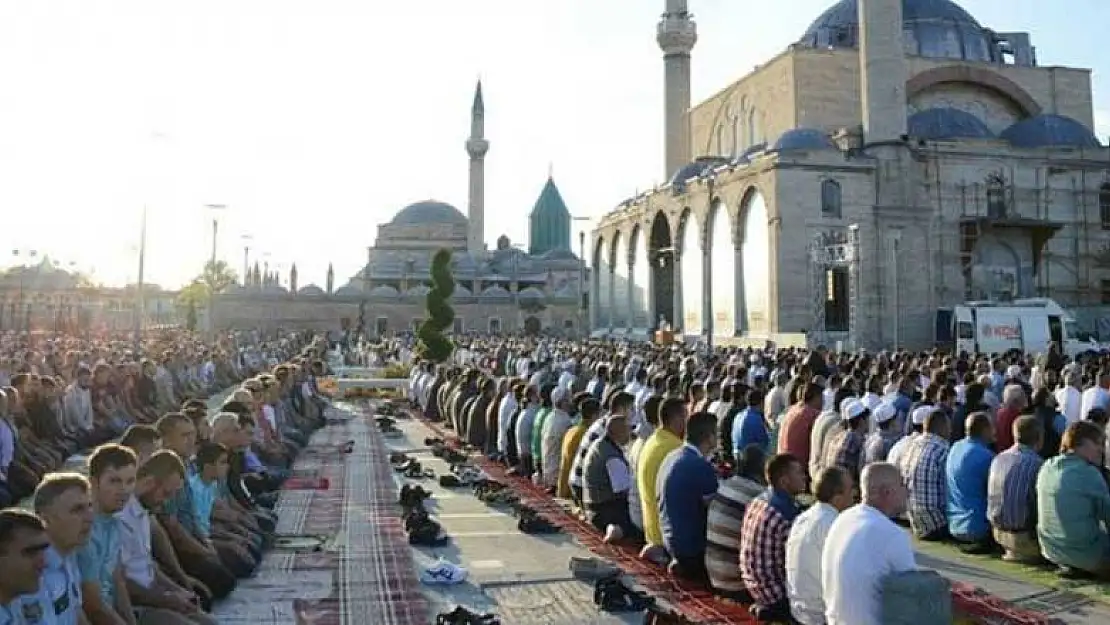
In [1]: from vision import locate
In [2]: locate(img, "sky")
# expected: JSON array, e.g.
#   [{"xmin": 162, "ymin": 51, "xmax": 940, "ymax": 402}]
[{"xmin": 0, "ymin": 0, "xmax": 1105, "ymax": 290}]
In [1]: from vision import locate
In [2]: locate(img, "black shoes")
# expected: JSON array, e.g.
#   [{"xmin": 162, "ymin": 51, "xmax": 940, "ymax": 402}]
[
  {"xmin": 398, "ymin": 484, "xmax": 431, "ymax": 508},
  {"xmin": 593, "ymin": 575, "xmax": 654, "ymax": 613},
  {"xmin": 516, "ymin": 508, "xmax": 560, "ymax": 535},
  {"xmin": 435, "ymin": 606, "xmax": 500, "ymax": 625}
]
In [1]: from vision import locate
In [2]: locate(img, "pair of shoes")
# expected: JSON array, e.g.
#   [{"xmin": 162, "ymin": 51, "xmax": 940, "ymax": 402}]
[
  {"xmin": 399, "ymin": 484, "xmax": 432, "ymax": 508},
  {"xmin": 593, "ymin": 575, "xmax": 654, "ymax": 613},
  {"xmin": 435, "ymin": 606, "xmax": 499, "ymax": 625},
  {"xmin": 444, "ymin": 449, "xmax": 468, "ymax": 464},
  {"xmin": 479, "ymin": 489, "xmax": 519, "ymax": 507},
  {"xmin": 643, "ymin": 604, "xmax": 696, "ymax": 624},
  {"xmin": 403, "ymin": 463, "xmax": 435, "ymax": 479},
  {"xmin": 420, "ymin": 558, "xmax": 468, "ymax": 585},
  {"xmin": 569, "ymin": 556, "xmax": 621, "ymax": 581},
  {"xmin": 389, "ymin": 451, "xmax": 409, "ymax": 465},
  {"xmin": 517, "ymin": 509, "xmax": 560, "ymax": 534},
  {"xmin": 375, "ymin": 415, "xmax": 396, "ymax": 428},
  {"xmin": 424, "ymin": 437, "xmax": 445, "ymax": 446}
]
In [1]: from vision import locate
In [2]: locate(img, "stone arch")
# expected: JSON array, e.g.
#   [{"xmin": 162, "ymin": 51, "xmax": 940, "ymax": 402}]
[
  {"xmin": 708, "ymin": 198, "xmax": 737, "ymax": 338},
  {"xmin": 679, "ymin": 208, "xmax": 703, "ymax": 335},
  {"xmin": 611, "ymin": 229, "xmax": 628, "ymax": 329},
  {"xmin": 649, "ymin": 210, "xmax": 675, "ymax": 329},
  {"xmin": 629, "ymin": 223, "xmax": 650, "ymax": 329},
  {"xmin": 738, "ymin": 186, "xmax": 771, "ymax": 334},
  {"xmin": 592, "ymin": 235, "xmax": 609, "ymax": 330},
  {"xmin": 906, "ymin": 66, "xmax": 1042, "ymax": 118}
]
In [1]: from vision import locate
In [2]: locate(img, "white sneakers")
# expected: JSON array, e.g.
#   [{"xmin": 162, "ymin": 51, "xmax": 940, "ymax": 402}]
[{"xmin": 420, "ymin": 558, "xmax": 469, "ymax": 585}]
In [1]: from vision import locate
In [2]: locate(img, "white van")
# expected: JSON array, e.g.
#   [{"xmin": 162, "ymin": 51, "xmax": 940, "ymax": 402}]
[{"xmin": 951, "ymin": 298, "xmax": 1096, "ymax": 358}]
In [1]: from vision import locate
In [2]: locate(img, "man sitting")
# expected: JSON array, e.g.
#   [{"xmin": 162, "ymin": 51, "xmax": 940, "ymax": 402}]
[
  {"xmin": 785, "ymin": 466, "xmax": 854, "ymax": 625},
  {"xmin": 33, "ymin": 473, "xmax": 91, "ymax": 625},
  {"xmin": 988, "ymin": 415, "xmax": 1044, "ymax": 562},
  {"xmin": 658, "ymin": 412, "xmax": 719, "ymax": 582},
  {"xmin": 637, "ymin": 397, "xmax": 688, "ymax": 564},
  {"xmin": 1037, "ymin": 420, "xmax": 1110, "ymax": 577},
  {"xmin": 739, "ymin": 453, "xmax": 805, "ymax": 622},
  {"xmin": 946, "ymin": 411, "xmax": 996, "ymax": 553},
  {"xmin": 705, "ymin": 444, "xmax": 766, "ymax": 600},
  {"xmin": 581, "ymin": 412, "xmax": 639, "ymax": 543},
  {"xmin": 77, "ymin": 444, "xmax": 139, "ymax": 625},
  {"xmin": 895, "ymin": 409, "xmax": 951, "ymax": 541}
]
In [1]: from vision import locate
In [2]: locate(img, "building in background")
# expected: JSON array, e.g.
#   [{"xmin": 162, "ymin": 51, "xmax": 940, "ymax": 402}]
[{"xmin": 591, "ymin": 0, "xmax": 1110, "ymax": 349}]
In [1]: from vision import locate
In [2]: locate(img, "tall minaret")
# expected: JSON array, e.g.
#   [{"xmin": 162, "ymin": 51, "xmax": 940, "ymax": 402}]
[
  {"xmin": 859, "ymin": 0, "xmax": 907, "ymax": 143},
  {"xmin": 465, "ymin": 80, "xmax": 489, "ymax": 255},
  {"xmin": 657, "ymin": 0, "xmax": 697, "ymax": 179}
]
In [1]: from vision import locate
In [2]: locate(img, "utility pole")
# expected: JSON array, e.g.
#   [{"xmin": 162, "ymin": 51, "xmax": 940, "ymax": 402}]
[
  {"xmin": 241, "ymin": 234, "xmax": 253, "ymax": 286},
  {"xmin": 206, "ymin": 204, "xmax": 227, "ymax": 265},
  {"xmin": 134, "ymin": 206, "xmax": 147, "ymax": 352}
]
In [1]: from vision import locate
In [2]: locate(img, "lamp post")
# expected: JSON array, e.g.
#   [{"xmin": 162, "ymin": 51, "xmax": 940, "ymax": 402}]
[
  {"xmin": 205, "ymin": 204, "xmax": 227, "ymax": 265},
  {"xmin": 240, "ymin": 234, "xmax": 253, "ymax": 286},
  {"xmin": 134, "ymin": 206, "xmax": 147, "ymax": 352},
  {"xmin": 571, "ymin": 216, "xmax": 591, "ymax": 336}
]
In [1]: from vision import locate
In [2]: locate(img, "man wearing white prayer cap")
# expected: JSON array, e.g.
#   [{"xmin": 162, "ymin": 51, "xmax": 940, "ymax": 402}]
[
  {"xmin": 887, "ymin": 405, "xmax": 935, "ymax": 468},
  {"xmin": 864, "ymin": 402, "xmax": 902, "ymax": 464}
]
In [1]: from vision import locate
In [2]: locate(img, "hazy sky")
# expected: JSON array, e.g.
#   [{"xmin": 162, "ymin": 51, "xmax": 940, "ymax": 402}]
[{"xmin": 0, "ymin": 0, "xmax": 1105, "ymax": 289}]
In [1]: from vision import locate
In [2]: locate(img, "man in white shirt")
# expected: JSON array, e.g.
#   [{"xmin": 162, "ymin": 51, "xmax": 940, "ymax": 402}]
[
  {"xmin": 786, "ymin": 466, "xmax": 855, "ymax": 625},
  {"xmin": 1081, "ymin": 371, "xmax": 1110, "ymax": 422},
  {"xmin": 821, "ymin": 462, "xmax": 916, "ymax": 625},
  {"xmin": 540, "ymin": 387, "xmax": 573, "ymax": 489},
  {"xmin": 1055, "ymin": 368, "xmax": 1083, "ymax": 425}
]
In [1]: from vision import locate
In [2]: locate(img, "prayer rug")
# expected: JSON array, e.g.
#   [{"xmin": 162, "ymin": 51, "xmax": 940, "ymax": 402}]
[{"xmin": 212, "ymin": 401, "xmax": 429, "ymax": 625}]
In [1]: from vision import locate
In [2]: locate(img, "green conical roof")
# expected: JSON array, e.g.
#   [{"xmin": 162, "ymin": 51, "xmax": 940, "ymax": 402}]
[{"xmin": 529, "ymin": 176, "xmax": 572, "ymax": 255}]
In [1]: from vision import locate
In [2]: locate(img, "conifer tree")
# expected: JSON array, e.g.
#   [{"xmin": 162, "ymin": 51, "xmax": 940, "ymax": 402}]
[{"xmin": 415, "ymin": 248, "xmax": 456, "ymax": 362}]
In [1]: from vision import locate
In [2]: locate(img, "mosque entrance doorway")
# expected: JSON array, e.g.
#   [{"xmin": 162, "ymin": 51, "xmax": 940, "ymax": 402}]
[
  {"xmin": 649, "ymin": 211, "xmax": 675, "ymax": 329},
  {"xmin": 523, "ymin": 316, "xmax": 542, "ymax": 335}
]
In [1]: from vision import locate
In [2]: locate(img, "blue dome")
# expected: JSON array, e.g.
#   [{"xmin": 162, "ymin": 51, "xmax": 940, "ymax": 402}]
[
  {"xmin": 391, "ymin": 200, "xmax": 467, "ymax": 225},
  {"xmin": 771, "ymin": 128, "xmax": 836, "ymax": 152},
  {"xmin": 799, "ymin": 0, "xmax": 997, "ymax": 62},
  {"xmin": 1001, "ymin": 114, "xmax": 1101, "ymax": 149},
  {"xmin": 908, "ymin": 107, "xmax": 994, "ymax": 140},
  {"xmin": 669, "ymin": 156, "xmax": 730, "ymax": 185}
]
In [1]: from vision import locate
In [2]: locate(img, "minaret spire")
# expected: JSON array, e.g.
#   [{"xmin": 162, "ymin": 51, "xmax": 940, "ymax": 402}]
[
  {"xmin": 657, "ymin": 0, "xmax": 697, "ymax": 179},
  {"xmin": 465, "ymin": 79, "xmax": 489, "ymax": 256}
]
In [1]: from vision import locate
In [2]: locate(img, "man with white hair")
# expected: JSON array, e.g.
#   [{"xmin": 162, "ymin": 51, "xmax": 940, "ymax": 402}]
[
  {"xmin": 540, "ymin": 386, "xmax": 573, "ymax": 490},
  {"xmin": 1055, "ymin": 366, "xmax": 1083, "ymax": 425},
  {"xmin": 821, "ymin": 462, "xmax": 916, "ymax": 625}
]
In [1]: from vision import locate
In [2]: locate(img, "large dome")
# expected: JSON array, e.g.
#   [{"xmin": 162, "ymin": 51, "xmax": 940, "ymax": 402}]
[
  {"xmin": 390, "ymin": 200, "xmax": 467, "ymax": 226},
  {"xmin": 798, "ymin": 0, "xmax": 997, "ymax": 62}
]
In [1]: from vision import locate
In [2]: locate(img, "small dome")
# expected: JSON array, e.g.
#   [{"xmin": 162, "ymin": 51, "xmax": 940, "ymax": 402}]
[
  {"xmin": 297, "ymin": 284, "xmax": 325, "ymax": 296},
  {"xmin": 390, "ymin": 200, "xmax": 467, "ymax": 226},
  {"xmin": 334, "ymin": 285, "xmax": 361, "ymax": 297},
  {"xmin": 908, "ymin": 107, "xmax": 994, "ymax": 140},
  {"xmin": 452, "ymin": 284, "xmax": 472, "ymax": 296},
  {"xmin": 1001, "ymin": 114, "xmax": 1101, "ymax": 149},
  {"xmin": 368, "ymin": 284, "xmax": 399, "ymax": 297},
  {"xmin": 480, "ymin": 284, "xmax": 511, "ymax": 298},
  {"xmin": 518, "ymin": 286, "xmax": 546, "ymax": 300},
  {"xmin": 741, "ymin": 143, "xmax": 768, "ymax": 159},
  {"xmin": 406, "ymin": 284, "xmax": 431, "ymax": 297},
  {"xmin": 771, "ymin": 128, "xmax": 836, "ymax": 152},
  {"xmin": 669, "ymin": 156, "xmax": 730, "ymax": 185},
  {"xmin": 554, "ymin": 284, "xmax": 578, "ymax": 299},
  {"xmin": 262, "ymin": 284, "xmax": 288, "ymax": 295},
  {"xmin": 540, "ymin": 248, "xmax": 579, "ymax": 262}
]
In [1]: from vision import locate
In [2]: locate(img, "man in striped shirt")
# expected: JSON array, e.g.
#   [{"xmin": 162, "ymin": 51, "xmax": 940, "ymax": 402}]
[
  {"xmin": 739, "ymin": 453, "xmax": 805, "ymax": 622},
  {"xmin": 705, "ymin": 445, "xmax": 766, "ymax": 599},
  {"xmin": 895, "ymin": 409, "xmax": 951, "ymax": 540},
  {"xmin": 988, "ymin": 415, "xmax": 1044, "ymax": 562}
]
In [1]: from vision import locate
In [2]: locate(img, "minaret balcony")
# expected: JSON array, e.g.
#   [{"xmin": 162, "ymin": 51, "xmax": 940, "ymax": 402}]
[
  {"xmin": 466, "ymin": 138, "xmax": 489, "ymax": 158},
  {"xmin": 656, "ymin": 14, "xmax": 696, "ymax": 56}
]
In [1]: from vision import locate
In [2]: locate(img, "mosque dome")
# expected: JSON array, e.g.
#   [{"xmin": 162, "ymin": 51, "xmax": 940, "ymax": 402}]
[
  {"xmin": 798, "ymin": 0, "xmax": 998, "ymax": 62},
  {"xmin": 670, "ymin": 156, "xmax": 730, "ymax": 186},
  {"xmin": 297, "ymin": 284, "xmax": 326, "ymax": 297},
  {"xmin": 480, "ymin": 285, "xmax": 511, "ymax": 299},
  {"xmin": 390, "ymin": 200, "xmax": 467, "ymax": 225},
  {"xmin": 518, "ymin": 286, "xmax": 546, "ymax": 301},
  {"xmin": 1000, "ymin": 114, "xmax": 1101, "ymax": 149},
  {"xmin": 908, "ymin": 107, "xmax": 995, "ymax": 140},
  {"xmin": 405, "ymin": 284, "xmax": 431, "ymax": 297},
  {"xmin": 334, "ymin": 285, "xmax": 361, "ymax": 297},
  {"xmin": 771, "ymin": 128, "xmax": 837, "ymax": 152},
  {"xmin": 368, "ymin": 284, "xmax": 399, "ymax": 297},
  {"xmin": 452, "ymin": 284, "xmax": 472, "ymax": 296}
]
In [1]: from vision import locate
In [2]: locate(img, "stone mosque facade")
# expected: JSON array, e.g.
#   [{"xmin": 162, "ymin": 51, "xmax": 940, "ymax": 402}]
[
  {"xmin": 591, "ymin": 0, "xmax": 1110, "ymax": 349},
  {"xmin": 212, "ymin": 83, "xmax": 588, "ymax": 336}
]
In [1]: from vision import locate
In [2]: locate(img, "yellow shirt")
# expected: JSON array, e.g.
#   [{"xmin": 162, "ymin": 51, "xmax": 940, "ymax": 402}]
[
  {"xmin": 636, "ymin": 428, "xmax": 683, "ymax": 546},
  {"xmin": 558, "ymin": 424, "xmax": 587, "ymax": 499}
]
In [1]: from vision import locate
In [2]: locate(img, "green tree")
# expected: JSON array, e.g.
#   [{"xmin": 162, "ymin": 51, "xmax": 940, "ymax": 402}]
[
  {"xmin": 197, "ymin": 259, "xmax": 238, "ymax": 295},
  {"xmin": 415, "ymin": 249, "xmax": 456, "ymax": 362},
  {"xmin": 185, "ymin": 300, "xmax": 198, "ymax": 331},
  {"xmin": 176, "ymin": 260, "xmax": 238, "ymax": 328}
]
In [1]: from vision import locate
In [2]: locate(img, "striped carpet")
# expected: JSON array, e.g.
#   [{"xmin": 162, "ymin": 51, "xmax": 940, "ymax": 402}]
[{"xmin": 212, "ymin": 402, "xmax": 429, "ymax": 625}]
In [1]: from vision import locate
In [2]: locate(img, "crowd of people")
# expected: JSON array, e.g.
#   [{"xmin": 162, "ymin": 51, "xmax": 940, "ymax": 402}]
[
  {"xmin": 0, "ymin": 328, "xmax": 331, "ymax": 625},
  {"xmin": 406, "ymin": 339, "xmax": 1110, "ymax": 624}
]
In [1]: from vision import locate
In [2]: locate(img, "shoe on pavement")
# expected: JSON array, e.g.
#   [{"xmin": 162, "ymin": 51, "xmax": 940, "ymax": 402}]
[
  {"xmin": 435, "ymin": 606, "xmax": 500, "ymax": 625},
  {"xmin": 420, "ymin": 559, "xmax": 468, "ymax": 585},
  {"xmin": 569, "ymin": 556, "xmax": 621, "ymax": 581}
]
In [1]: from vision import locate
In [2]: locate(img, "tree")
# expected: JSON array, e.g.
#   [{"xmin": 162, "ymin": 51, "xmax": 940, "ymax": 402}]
[
  {"xmin": 176, "ymin": 260, "xmax": 238, "ymax": 328},
  {"xmin": 185, "ymin": 300, "xmax": 198, "ymax": 331},
  {"xmin": 198, "ymin": 260, "xmax": 238, "ymax": 295},
  {"xmin": 415, "ymin": 249, "xmax": 456, "ymax": 362}
]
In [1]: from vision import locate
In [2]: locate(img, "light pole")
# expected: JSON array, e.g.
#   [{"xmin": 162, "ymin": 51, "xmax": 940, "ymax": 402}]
[
  {"xmin": 240, "ymin": 234, "xmax": 253, "ymax": 286},
  {"xmin": 205, "ymin": 204, "xmax": 227, "ymax": 265},
  {"xmin": 10, "ymin": 249, "xmax": 38, "ymax": 333},
  {"xmin": 134, "ymin": 206, "xmax": 147, "ymax": 352},
  {"xmin": 572, "ymin": 216, "xmax": 591, "ymax": 336}
]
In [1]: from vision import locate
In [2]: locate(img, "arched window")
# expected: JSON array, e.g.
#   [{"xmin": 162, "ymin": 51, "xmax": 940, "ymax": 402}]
[
  {"xmin": 731, "ymin": 115, "xmax": 739, "ymax": 156},
  {"xmin": 986, "ymin": 175, "xmax": 1007, "ymax": 218},
  {"xmin": 821, "ymin": 179, "xmax": 842, "ymax": 218},
  {"xmin": 716, "ymin": 124, "xmax": 725, "ymax": 155},
  {"xmin": 747, "ymin": 109, "xmax": 757, "ymax": 148},
  {"xmin": 1099, "ymin": 183, "xmax": 1110, "ymax": 230}
]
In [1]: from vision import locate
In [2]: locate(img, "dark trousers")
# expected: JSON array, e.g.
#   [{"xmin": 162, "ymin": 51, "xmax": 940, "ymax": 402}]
[
  {"xmin": 672, "ymin": 553, "xmax": 709, "ymax": 583},
  {"xmin": 178, "ymin": 548, "xmax": 236, "ymax": 600},
  {"xmin": 749, "ymin": 598, "xmax": 797, "ymax": 623},
  {"xmin": 586, "ymin": 499, "xmax": 642, "ymax": 542}
]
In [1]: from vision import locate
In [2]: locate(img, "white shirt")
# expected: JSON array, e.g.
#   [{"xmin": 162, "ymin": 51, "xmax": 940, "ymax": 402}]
[
  {"xmin": 821, "ymin": 504, "xmax": 916, "ymax": 625},
  {"xmin": 786, "ymin": 502, "xmax": 839, "ymax": 625},
  {"xmin": 115, "ymin": 495, "xmax": 156, "ymax": 588},
  {"xmin": 886, "ymin": 432, "xmax": 918, "ymax": 468},
  {"xmin": 1081, "ymin": 385, "xmax": 1109, "ymax": 421},
  {"xmin": 541, "ymin": 409, "xmax": 572, "ymax": 487},
  {"xmin": 1055, "ymin": 385, "xmax": 1082, "ymax": 425},
  {"xmin": 496, "ymin": 393, "xmax": 518, "ymax": 454}
]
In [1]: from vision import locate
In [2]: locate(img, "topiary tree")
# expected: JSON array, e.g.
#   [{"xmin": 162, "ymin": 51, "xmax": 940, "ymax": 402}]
[{"xmin": 415, "ymin": 248, "xmax": 456, "ymax": 362}]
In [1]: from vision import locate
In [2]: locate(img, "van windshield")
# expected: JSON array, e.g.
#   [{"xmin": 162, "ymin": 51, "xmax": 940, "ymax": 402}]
[
  {"xmin": 1065, "ymin": 320, "xmax": 1081, "ymax": 341},
  {"xmin": 957, "ymin": 321, "xmax": 974, "ymax": 340}
]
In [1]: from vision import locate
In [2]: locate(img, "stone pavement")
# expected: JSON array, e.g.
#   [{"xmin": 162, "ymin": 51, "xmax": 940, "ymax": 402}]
[{"xmin": 385, "ymin": 417, "xmax": 644, "ymax": 625}]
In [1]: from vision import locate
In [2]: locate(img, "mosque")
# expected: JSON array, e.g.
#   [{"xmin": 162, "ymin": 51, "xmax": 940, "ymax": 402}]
[
  {"xmin": 212, "ymin": 83, "xmax": 588, "ymax": 335},
  {"xmin": 590, "ymin": 0, "xmax": 1110, "ymax": 349}
]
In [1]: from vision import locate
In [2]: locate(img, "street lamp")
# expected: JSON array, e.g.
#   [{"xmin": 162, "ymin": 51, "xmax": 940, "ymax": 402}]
[
  {"xmin": 240, "ymin": 234, "xmax": 253, "ymax": 286},
  {"xmin": 205, "ymin": 204, "xmax": 227, "ymax": 265}
]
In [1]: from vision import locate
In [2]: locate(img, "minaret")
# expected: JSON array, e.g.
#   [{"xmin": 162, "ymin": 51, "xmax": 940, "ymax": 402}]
[
  {"xmin": 326, "ymin": 263, "xmax": 335, "ymax": 294},
  {"xmin": 657, "ymin": 0, "xmax": 697, "ymax": 178},
  {"xmin": 465, "ymin": 80, "xmax": 489, "ymax": 256},
  {"xmin": 859, "ymin": 0, "xmax": 907, "ymax": 143},
  {"xmin": 289, "ymin": 263, "xmax": 298, "ymax": 293}
]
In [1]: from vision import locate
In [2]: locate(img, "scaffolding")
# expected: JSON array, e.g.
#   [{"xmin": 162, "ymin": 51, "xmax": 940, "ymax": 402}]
[{"xmin": 808, "ymin": 228, "xmax": 858, "ymax": 349}]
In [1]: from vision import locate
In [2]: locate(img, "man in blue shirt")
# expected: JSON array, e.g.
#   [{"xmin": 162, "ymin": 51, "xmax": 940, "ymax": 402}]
[
  {"xmin": 77, "ymin": 444, "xmax": 137, "ymax": 625},
  {"xmin": 732, "ymin": 393, "xmax": 769, "ymax": 457},
  {"xmin": 658, "ymin": 411, "xmax": 720, "ymax": 582},
  {"xmin": 0, "ymin": 509, "xmax": 50, "ymax": 625},
  {"xmin": 33, "ymin": 473, "xmax": 94, "ymax": 625},
  {"xmin": 946, "ymin": 411, "xmax": 996, "ymax": 553}
]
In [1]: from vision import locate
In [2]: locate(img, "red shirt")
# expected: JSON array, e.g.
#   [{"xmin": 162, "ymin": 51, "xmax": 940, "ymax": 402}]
[
  {"xmin": 994, "ymin": 406, "xmax": 1020, "ymax": 451},
  {"xmin": 778, "ymin": 403, "xmax": 819, "ymax": 469}
]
